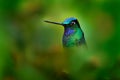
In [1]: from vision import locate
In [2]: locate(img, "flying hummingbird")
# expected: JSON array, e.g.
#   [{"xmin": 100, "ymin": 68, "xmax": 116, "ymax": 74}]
[{"xmin": 44, "ymin": 17, "xmax": 87, "ymax": 48}]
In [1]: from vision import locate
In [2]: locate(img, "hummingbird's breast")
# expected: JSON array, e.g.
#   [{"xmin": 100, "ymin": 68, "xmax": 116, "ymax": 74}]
[{"xmin": 62, "ymin": 28, "xmax": 84, "ymax": 47}]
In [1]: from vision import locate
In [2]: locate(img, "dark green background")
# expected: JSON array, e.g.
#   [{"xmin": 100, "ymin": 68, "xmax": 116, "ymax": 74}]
[{"xmin": 0, "ymin": 0, "xmax": 120, "ymax": 80}]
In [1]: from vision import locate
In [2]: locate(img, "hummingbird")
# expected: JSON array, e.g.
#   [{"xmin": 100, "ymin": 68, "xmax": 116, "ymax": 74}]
[{"xmin": 44, "ymin": 17, "xmax": 87, "ymax": 48}]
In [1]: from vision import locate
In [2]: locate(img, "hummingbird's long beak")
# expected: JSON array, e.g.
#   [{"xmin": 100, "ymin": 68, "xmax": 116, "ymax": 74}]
[{"xmin": 44, "ymin": 20, "xmax": 63, "ymax": 25}]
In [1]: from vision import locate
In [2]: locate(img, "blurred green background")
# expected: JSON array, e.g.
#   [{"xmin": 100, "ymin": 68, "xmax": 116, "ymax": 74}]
[{"xmin": 0, "ymin": 0, "xmax": 120, "ymax": 80}]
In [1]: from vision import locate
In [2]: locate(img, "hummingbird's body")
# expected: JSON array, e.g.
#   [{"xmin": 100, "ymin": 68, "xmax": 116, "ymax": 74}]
[
  {"xmin": 62, "ymin": 17, "xmax": 86, "ymax": 47},
  {"xmin": 45, "ymin": 17, "xmax": 86, "ymax": 47}
]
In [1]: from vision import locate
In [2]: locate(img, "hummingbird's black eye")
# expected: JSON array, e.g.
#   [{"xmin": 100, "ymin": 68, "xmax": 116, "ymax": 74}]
[{"xmin": 70, "ymin": 21, "xmax": 76, "ymax": 26}]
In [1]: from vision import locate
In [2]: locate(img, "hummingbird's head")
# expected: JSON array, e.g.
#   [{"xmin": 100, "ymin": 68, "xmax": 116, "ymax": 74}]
[{"xmin": 44, "ymin": 17, "xmax": 81, "ymax": 29}]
